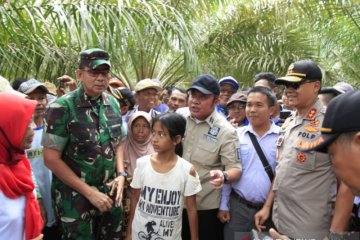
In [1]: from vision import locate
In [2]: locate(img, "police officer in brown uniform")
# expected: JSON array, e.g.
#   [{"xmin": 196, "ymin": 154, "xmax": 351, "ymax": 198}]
[{"xmin": 255, "ymin": 60, "xmax": 353, "ymax": 239}]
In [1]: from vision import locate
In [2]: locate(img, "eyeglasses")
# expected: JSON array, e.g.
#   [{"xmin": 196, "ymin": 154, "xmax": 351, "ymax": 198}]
[
  {"xmin": 283, "ymin": 80, "xmax": 313, "ymax": 90},
  {"xmin": 220, "ymin": 88, "xmax": 236, "ymax": 95},
  {"xmin": 228, "ymin": 104, "xmax": 246, "ymax": 110},
  {"xmin": 82, "ymin": 69, "xmax": 111, "ymax": 78}
]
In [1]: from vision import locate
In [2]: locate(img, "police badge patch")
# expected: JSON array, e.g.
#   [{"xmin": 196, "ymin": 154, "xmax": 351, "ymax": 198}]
[{"xmin": 208, "ymin": 126, "xmax": 220, "ymax": 137}]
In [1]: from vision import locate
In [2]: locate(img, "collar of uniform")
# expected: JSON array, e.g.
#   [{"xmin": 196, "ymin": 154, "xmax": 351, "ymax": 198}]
[
  {"xmin": 216, "ymin": 103, "xmax": 228, "ymax": 116},
  {"xmin": 204, "ymin": 109, "xmax": 220, "ymax": 127},
  {"xmin": 304, "ymin": 98, "xmax": 323, "ymax": 120},
  {"xmin": 189, "ymin": 109, "xmax": 218, "ymax": 127},
  {"xmin": 245, "ymin": 120, "xmax": 279, "ymax": 137},
  {"xmin": 292, "ymin": 98, "xmax": 323, "ymax": 122},
  {"xmin": 75, "ymin": 85, "xmax": 110, "ymax": 107}
]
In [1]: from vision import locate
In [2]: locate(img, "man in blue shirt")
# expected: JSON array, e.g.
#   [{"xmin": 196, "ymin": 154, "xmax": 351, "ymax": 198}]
[{"xmin": 218, "ymin": 86, "xmax": 280, "ymax": 240}]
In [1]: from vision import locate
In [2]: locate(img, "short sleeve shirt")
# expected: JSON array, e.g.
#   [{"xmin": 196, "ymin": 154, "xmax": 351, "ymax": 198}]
[
  {"xmin": 131, "ymin": 155, "xmax": 201, "ymax": 240},
  {"xmin": 42, "ymin": 85, "xmax": 122, "ymax": 187},
  {"xmin": 272, "ymin": 99, "xmax": 337, "ymax": 239},
  {"xmin": 182, "ymin": 110, "xmax": 242, "ymax": 210}
]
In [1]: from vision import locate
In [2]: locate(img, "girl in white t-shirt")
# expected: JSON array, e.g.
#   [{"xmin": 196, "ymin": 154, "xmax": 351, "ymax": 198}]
[{"xmin": 126, "ymin": 112, "xmax": 201, "ymax": 240}]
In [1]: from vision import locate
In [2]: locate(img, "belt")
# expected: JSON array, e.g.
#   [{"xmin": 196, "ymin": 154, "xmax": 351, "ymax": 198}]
[{"xmin": 231, "ymin": 190, "xmax": 263, "ymax": 210}]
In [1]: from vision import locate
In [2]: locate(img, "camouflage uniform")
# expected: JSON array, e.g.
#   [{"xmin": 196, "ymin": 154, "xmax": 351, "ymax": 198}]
[{"xmin": 42, "ymin": 85, "xmax": 123, "ymax": 240}]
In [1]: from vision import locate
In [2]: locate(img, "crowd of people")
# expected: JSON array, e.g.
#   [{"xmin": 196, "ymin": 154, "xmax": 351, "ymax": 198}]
[{"xmin": 0, "ymin": 48, "xmax": 360, "ymax": 240}]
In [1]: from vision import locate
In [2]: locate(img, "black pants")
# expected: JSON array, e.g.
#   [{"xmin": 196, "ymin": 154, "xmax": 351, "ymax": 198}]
[
  {"xmin": 182, "ymin": 209, "xmax": 224, "ymax": 240},
  {"xmin": 43, "ymin": 225, "xmax": 62, "ymax": 240}
]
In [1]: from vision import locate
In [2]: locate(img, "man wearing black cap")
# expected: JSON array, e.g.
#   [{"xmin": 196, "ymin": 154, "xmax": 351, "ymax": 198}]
[
  {"xmin": 42, "ymin": 48, "xmax": 125, "ymax": 239},
  {"xmin": 254, "ymin": 60, "xmax": 353, "ymax": 239},
  {"xmin": 303, "ymin": 90, "xmax": 360, "ymax": 238},
  {"xmin": 181, "ymin": 74, "xmax": 242, "ymax": 240}
]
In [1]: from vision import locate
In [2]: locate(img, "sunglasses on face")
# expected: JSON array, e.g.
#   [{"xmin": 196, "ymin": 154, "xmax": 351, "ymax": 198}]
[
  {"xmin": 220, "ymin": 88, "xmax": 236, "ymax": 94},
  {"xmin": 283, "ymin": 80, "xmax": 313, "ymax": 90}
]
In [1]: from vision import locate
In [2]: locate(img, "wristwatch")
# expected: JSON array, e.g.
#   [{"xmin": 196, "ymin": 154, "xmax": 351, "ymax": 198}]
[
  {"xmin": 116, "ymin": 171, "xmax": 128, "ymax": 179},
  {"xmin": 222, "ymin": 171, "xmax": 229, "ymax": 184}
]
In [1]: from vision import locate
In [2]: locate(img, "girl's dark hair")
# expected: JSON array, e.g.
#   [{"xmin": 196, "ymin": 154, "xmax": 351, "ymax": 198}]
[{"xmin": 152, "ymin": 112, "xmax": 186, "ymax": 156}]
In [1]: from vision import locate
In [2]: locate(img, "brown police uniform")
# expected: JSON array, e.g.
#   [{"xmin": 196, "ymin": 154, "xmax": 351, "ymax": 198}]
[
  {"xmin": 273, "ymin": 99, "xmax": 337, "ymax": 239},
  {"xmin": 183, "ymin": 110, "xmax": 242, "ymax": 210}
]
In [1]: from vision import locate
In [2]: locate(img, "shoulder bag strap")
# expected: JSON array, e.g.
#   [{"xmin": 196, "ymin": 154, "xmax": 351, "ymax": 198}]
[{"xmin": 248, "ymin": 131, "xmax": 274, "ymax": 182}]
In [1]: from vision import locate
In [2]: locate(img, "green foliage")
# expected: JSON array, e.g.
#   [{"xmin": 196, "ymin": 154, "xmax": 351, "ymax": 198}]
[
  {"xmin": 1, "ymin": 0, "xmax": 360, "ymax": 90},
  {"xmin": 0, "ymin": 1, "xmax": 199, "ymax": 88}
]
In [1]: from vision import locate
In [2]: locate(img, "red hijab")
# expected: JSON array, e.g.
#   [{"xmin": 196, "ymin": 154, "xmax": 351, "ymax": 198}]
[{"xmin": 0, "ymin": 93, "xmax": 44, "ymax": 240}]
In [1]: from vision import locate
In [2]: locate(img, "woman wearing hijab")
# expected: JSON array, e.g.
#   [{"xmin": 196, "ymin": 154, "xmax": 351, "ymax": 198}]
[
  {"xmin": 0, "ymin": 93, "xmax": 44, "ymax": 240},
  {"xmin": 122, "ymin": 111, "xmax": 154, "ymax": 178},
  {"xmin": 110, "ymin": 111, "xmax": 154, "ymax": 238}
]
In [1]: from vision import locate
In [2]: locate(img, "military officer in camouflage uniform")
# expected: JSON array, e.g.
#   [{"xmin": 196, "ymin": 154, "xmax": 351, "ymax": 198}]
[{"xmin": 42, "ymin": 48, "xmax": 125, "ymax": 239}]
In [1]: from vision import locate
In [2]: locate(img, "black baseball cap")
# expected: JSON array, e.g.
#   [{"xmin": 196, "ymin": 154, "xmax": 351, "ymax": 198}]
[
  {"xmin": 109, "ymin": 87, "xmax": 135, "ymax": 108},
  {"xmin": 320, "ymin": 82, "xmax": 354, "ymax": 96},
  {"xmin": 302, "ymin": 90, "xmax": 360, "ymax": 153},
  {"xmin": 319, "ymin": 86, "xmax": 341, "ymax": 96},
  {"xmin": 187, "ymin": 74, "xmax": 220, "ymax": 96},
  {"xmin": 275, "ymin": 60, "xmax": 322, "ymax": 84}
]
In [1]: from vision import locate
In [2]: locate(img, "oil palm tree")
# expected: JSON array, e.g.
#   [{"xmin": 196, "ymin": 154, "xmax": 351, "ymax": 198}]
[{"xmin": 0, "ymin": 0, "xmax": 203, "ymax": 88}]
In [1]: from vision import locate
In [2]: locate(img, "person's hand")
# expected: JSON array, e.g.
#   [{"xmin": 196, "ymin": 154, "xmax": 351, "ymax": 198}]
[
  {"xmin": 229, "ymin": 118, "xmax": 238, "ymax": 128},
  {"xmin": 30, "ymin": 234, "xmax": 44, "ymax": 240},
  {"xmin": 86, "ymin": 187, "xmax": 113, "ymax": 212},
  {"xmin": 209, "ymin": 170, "xmax": 224, "ymax": 189},
  {"xmin": 106, "ymin": 176, "xmax": 125, "ymax": 207},
  {"xmin": 56, "ymin": 75, "xmax": 77, "ymax": 97},
  {"xmin": 217, "ymin": 210, "xmax": 230, "ymax": 223},
  {"xmin": 37, "ymin": 198, "xmax": 47, "ymax": 225},
  {"xmin": 269, "ymin": 228, "xmax": 289, "ymax": 240},
  {"xmin": 254, "ymin": 206, "xmax": 270, "ymax": 231}
]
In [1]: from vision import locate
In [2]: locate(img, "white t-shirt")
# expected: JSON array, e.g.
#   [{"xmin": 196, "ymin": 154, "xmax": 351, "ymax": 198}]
[
  {"xmin": 131, "ymin": 155, "xmax": 201, "ymax": 240},
  {"xmin": 26, "ymin": 127, "xmax": 56, "ymax": 227},
  {"xmin": 0, "ymin": 191, "xmax": 26, "ymax": 240}
]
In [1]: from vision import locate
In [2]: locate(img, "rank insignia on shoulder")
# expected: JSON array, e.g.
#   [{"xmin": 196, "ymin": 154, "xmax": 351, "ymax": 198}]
[
  {"xmin": 297, "ymin": 152, "xmax": 307, "ymax": 163},
  {"xmin": 309, "ymin": 119, "xmax": 320, "ymax": 127},
  {"xmin": 306, "ymin": 108, "xmax": 317, "ymax": 119},
  {"xmin": 303, "ymin": 125, "xmax": 319, "ymax": 133},
  {"xmin": 209, "ymin": 117, "xmax": 214, "ymax": 124}
]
